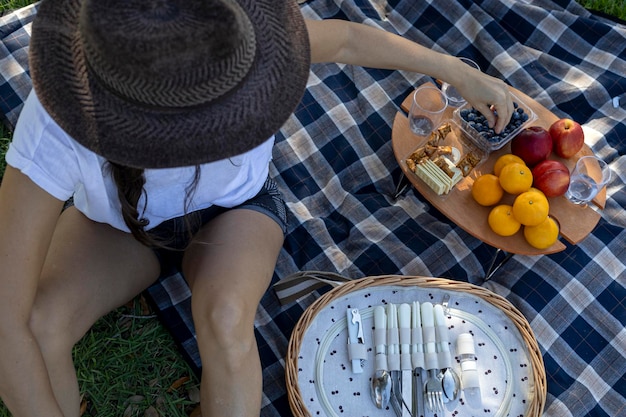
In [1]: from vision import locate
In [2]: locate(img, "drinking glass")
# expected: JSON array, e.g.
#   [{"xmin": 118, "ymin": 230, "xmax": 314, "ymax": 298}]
[
  {"xmin": 441, "ymin": 58, "xmax": 481, "ymax": 107},
  {"xmin": 565, "ymin": 155, "xmax": 611, "ymax": 205},
  {"xmin": 408, "ymin": 85, "xmax": 447, "ymax": 136}
]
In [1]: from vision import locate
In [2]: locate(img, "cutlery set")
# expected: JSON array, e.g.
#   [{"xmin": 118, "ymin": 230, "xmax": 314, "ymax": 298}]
[{"xmin": 349, "ymin": 300, "xmax": 481, "ymax": 416}]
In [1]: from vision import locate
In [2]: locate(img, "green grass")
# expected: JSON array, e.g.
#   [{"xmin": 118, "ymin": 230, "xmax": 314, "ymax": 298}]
[
  {"xmin": 578, "ymin": 0, "xmax": 626, "ymax": 20},
  {"xmin": 0, "ymin": 134, "xmax": 8, "ymax": 178},
  {"xmin": 0, "ymin": 298, "xmax": 201, "ymax": 417},
  {"xmin": 0, "ymin": 0, "xmax": 31, "ymax": 12},
  {"xmin": 70, "ymin": 299, "xmax": 200, "ymax": 417},
  {"xmin": 71, "ymin": 299, "xmax": 200, "ymax": 417},
  {"xmin": 0, "ymin": 0, "xmax": 623, "ymax": 415}
]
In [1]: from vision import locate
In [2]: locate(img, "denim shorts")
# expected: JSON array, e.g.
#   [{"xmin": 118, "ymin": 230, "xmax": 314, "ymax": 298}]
[{"xmin": 150, "ymin": 176, "xmax": 288, "ymax": 275}]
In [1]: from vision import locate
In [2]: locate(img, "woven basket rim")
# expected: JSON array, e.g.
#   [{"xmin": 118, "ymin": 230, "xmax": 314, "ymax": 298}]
[{"xmin": 285, "ymin": 274, "xmax": 547, "ymax": 417}]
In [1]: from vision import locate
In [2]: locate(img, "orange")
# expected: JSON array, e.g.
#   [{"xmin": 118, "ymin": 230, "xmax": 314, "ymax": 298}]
[
  {"xmin": 512, "ymin": 190, "xmax": 549, "ymax": 226},
  {"xmin": 524, "ymin": 216, "xmax": 559, "ymax": 249},
  {"xmin": 488, "ymin": 204, "xmax": 522, "ymax": 236},
  {"xmin": 493, "ymin": 154, "xmax": 526, "ymax": 177},
  {"xmin": 472, "ymin": 174, "xmax": 504, "ymax": 206},
  {"xmin": 528, "ymin": 187, "xmax": 545, "ymax": 196},
  {"xmin": 499, "ymin": 163, "xmax": 533, "ymax": 194}
]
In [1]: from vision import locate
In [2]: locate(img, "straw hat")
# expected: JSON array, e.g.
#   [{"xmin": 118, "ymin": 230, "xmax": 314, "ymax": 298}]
[{"xmin": 29, "ymin": 0, "xmax": 310, "ymax": 168}]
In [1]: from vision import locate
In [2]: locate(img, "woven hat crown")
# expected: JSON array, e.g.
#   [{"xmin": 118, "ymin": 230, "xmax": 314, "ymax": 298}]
[
  {"xmin": 29, "ymin": 0, "xmax": 310, "ymax": 168},
  {"xmin": 81, "ymin": 0, "xmax": 256, "ymax": 108}
]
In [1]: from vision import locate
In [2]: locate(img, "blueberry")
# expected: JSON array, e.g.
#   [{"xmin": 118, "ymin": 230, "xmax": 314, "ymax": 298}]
[{"xmin": 460, "ymin": 103, "xmax": 530, "ymax": 148}]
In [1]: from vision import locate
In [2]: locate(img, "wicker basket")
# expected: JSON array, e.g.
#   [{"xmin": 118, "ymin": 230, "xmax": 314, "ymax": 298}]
[{"xmin": 285, "ymin": 274, "xmax": 546, "ymax": 417}]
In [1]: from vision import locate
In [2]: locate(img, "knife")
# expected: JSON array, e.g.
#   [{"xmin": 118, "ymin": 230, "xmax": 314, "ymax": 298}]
[
  {"xmin": 387, "ymin": 303, "xmax": 401, "ymax": 416},
  {"xmin": 411, "ymin": 301, "xmax": 425, "ymax": 370},
  {"xmin": 434, "ymin": 304, "xmax": 452, "ymax": 369},
  {"xmin": 398, "ymin": 303, "xmax": 413, "ymax": 417},
  {"xmin": 411, "ymin": 301, "xmax": 424, "ymax": 416},
  {"xmin": 421, "ymin": 302, "xmax": 437, "ymax": 372}
]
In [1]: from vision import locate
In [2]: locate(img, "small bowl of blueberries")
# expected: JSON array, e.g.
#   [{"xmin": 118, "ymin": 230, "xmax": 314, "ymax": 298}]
[{"xmin": 453, "ymin": 92, "xmax": 537, "ymax": 152}]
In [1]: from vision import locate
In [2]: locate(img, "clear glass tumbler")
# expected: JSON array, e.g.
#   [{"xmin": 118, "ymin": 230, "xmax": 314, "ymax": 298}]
[
  {"xmin": 441, "ymin": 58, "xmax": 481, "ymax": 108},
  {"xmin": 565, "ymin": 155, "xmax": 611, "ymax": 205},
  {"xmin": 408, "ymin": 85, "xmax": 447, "ymax": 136}
]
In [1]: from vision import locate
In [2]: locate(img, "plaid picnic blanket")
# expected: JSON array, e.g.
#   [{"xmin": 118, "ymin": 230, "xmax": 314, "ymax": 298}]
[{"xmin": 1, "ymin": 1, "xmax": 624, "ymax": 416}]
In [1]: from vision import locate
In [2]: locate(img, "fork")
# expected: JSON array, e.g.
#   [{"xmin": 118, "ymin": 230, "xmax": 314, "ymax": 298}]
[
  {"xmin": 421, "ymin": 302, "xmax": 444, "ymax": 413},
  {"xmin": 424, "ymin": 369, "xmax": 444, "ymax": 413}
]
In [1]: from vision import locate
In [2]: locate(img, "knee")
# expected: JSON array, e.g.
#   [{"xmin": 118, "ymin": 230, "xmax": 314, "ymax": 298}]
[
  {"xmin": 192, "ymin": 296, "xmax": 256, "ymax": 359},
  {"xmin": 28, "ymin": 293, "xmax": 83, "ymax": 355}
]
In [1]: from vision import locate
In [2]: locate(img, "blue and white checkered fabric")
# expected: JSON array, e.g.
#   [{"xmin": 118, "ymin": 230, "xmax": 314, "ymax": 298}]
[
  {"xmin": 1, "ymin": 1, "xmax": 624, "ymax": 416},
  {"xmin": 0, "ymin": 3, "xmax": 37, "ymax": 130}
]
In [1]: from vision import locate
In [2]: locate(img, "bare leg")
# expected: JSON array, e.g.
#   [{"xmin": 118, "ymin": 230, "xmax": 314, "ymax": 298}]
[
  {"xmin": 182, "ymin": 209, "xmax": 284, "ymax": 417},
  {"xmin": 28, "ymin": 207, "xmax": 160, "ymax": 417}
]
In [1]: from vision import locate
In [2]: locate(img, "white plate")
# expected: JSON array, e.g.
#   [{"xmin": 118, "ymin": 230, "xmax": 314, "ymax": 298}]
[{"xmin": 296, "ymin": 286, "xmax": 535, "ymax": 417}]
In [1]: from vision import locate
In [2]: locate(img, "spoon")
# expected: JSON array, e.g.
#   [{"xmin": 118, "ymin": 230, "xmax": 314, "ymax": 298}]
[
  {"xmin": 371, "ymin": 306, "xmax": 392, "ymax": 408},
  {"xmin": 441, "ymin": 366, "xmax": 460, "ymax": 402},
  {"xmin": 371, "ymin": 369, "xmax": 392, "ymax": 409},
  {"xmin": 434, "ymin": 304, "xmax": 461, "ymax": 404}
]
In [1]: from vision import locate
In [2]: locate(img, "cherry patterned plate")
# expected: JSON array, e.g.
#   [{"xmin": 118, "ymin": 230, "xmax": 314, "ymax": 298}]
[{"xmin": 295, "ymin": 285, "xmax": 536, "ymax": 417}]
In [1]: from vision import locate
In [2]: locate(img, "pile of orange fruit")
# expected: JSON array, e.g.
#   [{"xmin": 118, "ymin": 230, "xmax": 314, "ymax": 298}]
[{"xmin": 471, "ymin": 154, "xmax": 559, "ymax": 249}]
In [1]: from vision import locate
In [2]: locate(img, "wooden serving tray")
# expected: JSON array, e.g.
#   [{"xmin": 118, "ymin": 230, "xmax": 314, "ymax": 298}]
[{"xmin": 391, "ymin": 85, "xmax": 604, "ymax": 255}]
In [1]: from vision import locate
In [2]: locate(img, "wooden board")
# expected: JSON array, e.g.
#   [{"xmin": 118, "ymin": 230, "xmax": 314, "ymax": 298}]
[{"xmin": 391, "ymin": 85, "xmax": 604, "ymax": 256}]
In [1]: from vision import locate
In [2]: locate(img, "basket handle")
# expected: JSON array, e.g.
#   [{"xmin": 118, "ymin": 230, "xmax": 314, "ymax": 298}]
[{"xmin": 273, "ymin": 270, "xmax": 352, "ymax": 305}]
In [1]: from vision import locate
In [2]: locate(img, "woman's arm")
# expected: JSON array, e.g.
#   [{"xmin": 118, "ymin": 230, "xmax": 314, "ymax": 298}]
[
  {"xmin": 0, "ymin": 166, "xmax": 66, "ymax": 416},
  {"xmin": 306, "ymin": 19, "xmax": 514, "ymax": 133}
]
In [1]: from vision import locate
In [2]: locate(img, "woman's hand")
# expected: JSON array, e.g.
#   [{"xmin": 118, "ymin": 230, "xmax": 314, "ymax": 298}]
[
  {"xmin": 305, "ymin": 19, "xmax": 515, "ymax": 133},
  {"xmin": 450, "ymin": 63, "xmax": 514, "ymax": 134}
]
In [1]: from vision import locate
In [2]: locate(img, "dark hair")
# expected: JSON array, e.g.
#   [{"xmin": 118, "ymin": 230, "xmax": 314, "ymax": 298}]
[{"xmin": 108, "ymin": 162, "xmax": 200, "ymax": 249}]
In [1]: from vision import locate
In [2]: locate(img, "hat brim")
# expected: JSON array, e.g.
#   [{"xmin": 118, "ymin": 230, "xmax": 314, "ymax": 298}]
[{"xmin": 29, "ymin": 0, "xmax": 310, "ymax": 169}]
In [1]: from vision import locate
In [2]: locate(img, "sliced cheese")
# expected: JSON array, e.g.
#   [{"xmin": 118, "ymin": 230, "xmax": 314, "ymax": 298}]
[
  {"xmin": 414, "ymin": 163, "xmax": 446, "ymax": 195},
  {"xmin": 411, "ymin": 158, "xmax": 462, "ymax": 195}
]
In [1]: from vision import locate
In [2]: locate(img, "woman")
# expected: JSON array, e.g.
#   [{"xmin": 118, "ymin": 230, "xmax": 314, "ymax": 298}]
[{"xmin": 0, "ymin": 0, "xmax": 512, "ymax": 416}]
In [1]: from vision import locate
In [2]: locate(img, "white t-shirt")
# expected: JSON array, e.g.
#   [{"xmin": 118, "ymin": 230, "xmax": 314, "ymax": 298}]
[{"xmin": 6, "ymin": 90, "xmax": 274, "ymax": 232}]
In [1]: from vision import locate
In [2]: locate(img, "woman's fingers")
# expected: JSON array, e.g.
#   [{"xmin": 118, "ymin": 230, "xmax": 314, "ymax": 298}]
[
  {"xmin": 470, "ymin": 89, "xmax": 514, "ymax": 134},
  {"xmin": 492, "ymin": 93, "xmax": 515, "ymax": 133}
]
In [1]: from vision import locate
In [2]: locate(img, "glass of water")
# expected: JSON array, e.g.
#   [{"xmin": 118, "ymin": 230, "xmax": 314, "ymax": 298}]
[
  {"xmin": 441, "ymin": 58, "xmax": 481, "ymax": 107},
  {"xmin": 565, "ymin": 155, "xmax": 611, "ymax": 206},
  {"xmin": 408, "ymin": 84, "xmax": 447, "ymax": 136}
]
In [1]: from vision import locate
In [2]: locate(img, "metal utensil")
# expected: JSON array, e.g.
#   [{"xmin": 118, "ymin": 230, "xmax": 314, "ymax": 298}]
[
  {"xmin": 411, "ymin": 301, "xmax": 424, "ymax": 417},
  {"xmin": 387, "ymin": 303, "xmax": 402, "ymax": 416},
  {"xmin": 371, "ymin": 370, "xmax": 392, "ymax": 410},
  {"xmin": 398, "ymin": 303, "xmax": 413, "ymax": 416},
  {"xmin": 346, "ymin": 308, "xmax": 366, "ymax": 374},
  {"xmin": 421, "ymin": 302, "xmax": 444, "ymax": 413},
  {"xmin": 441, "ymin": 366, "xmax": 460, "ymax": 403},
  {"xmin": 434, "ymin": 303, "xmax": 461, "ymax": 404},
  {"xmin": 371, "ymin": 306, "xmax": 391, "ymax": 409}
]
